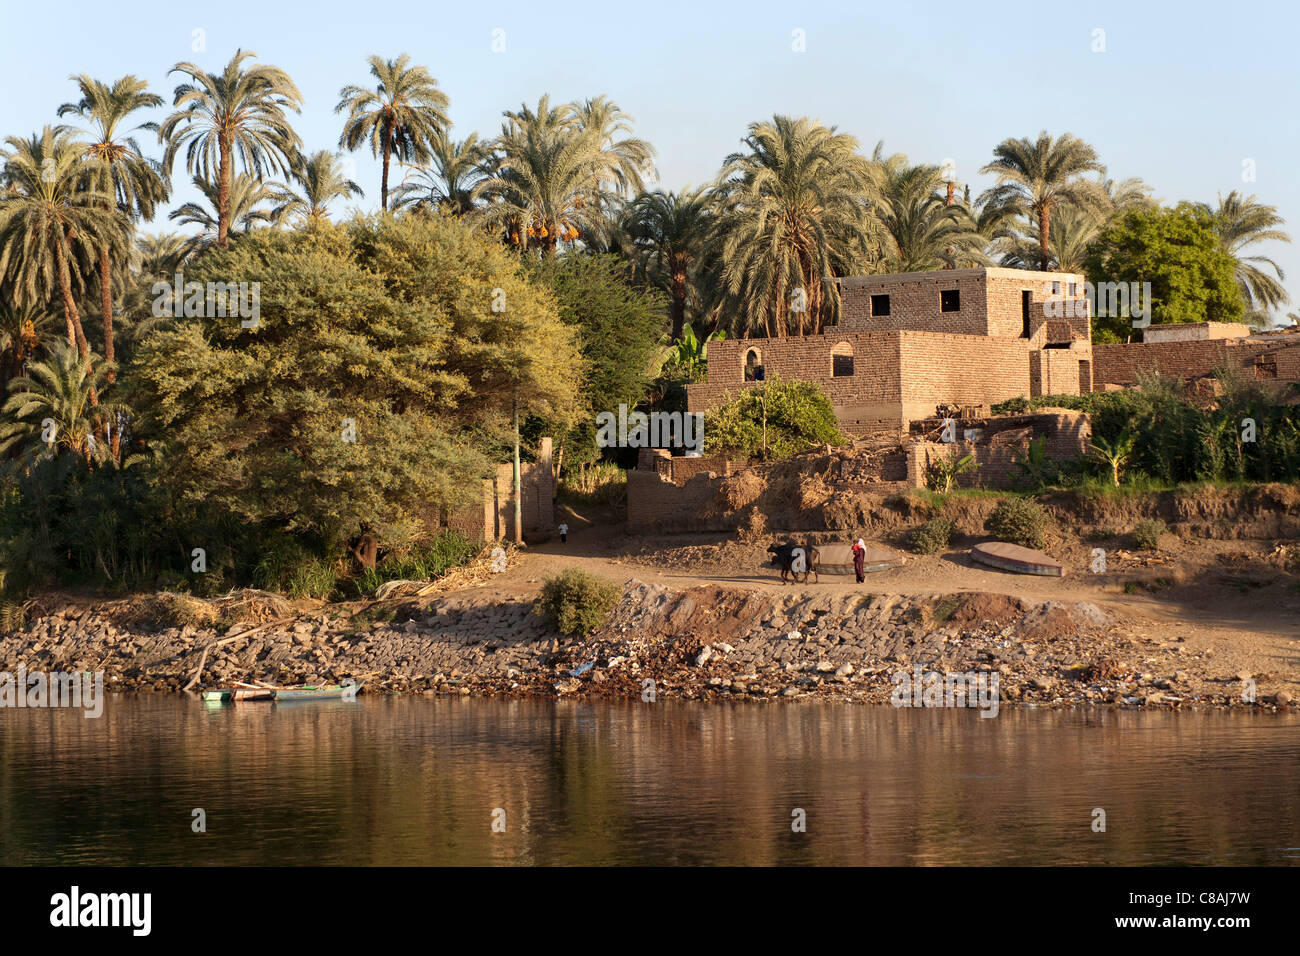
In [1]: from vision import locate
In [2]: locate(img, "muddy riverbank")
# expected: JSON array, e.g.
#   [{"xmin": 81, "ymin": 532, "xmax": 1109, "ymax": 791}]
[{"xmin": 0, "ymin": 581, "xmax": 1291, "ymax": 711}]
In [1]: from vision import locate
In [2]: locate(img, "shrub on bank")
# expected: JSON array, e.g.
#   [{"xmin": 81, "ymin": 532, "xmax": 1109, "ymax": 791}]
[
  {"xmin": 986, "ymin": 498, "xmax": 1053, "ymax": 549},
  {"xmin": 355, "ymin": 531, "xmax": 481, "ymax": 595},
  {"xmin": 537, "ymin": 569, "xmax": 620, "ymax": 638},
  {"xmin": 910, "ymin": 517, "xmax": 955, "ymax": 555},
  {"xmin": 1131, "ymin": 519, "xmax": 1166, "ymax": 551}
]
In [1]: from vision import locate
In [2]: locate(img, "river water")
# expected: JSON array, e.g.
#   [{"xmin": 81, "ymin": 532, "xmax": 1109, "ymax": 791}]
[{"xmin": 0, "ymin": 696, "xmax": 1296, "ymax": 865}]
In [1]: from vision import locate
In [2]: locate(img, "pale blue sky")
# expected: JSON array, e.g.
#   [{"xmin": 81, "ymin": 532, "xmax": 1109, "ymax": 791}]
[{"xmin": 2, "ymin": 0, "xmax": 1296, "ymax": 318}]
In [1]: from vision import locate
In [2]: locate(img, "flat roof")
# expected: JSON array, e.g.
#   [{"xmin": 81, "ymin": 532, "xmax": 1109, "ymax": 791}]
[{"xmin": 833, "ymin": 266, "xmax": 1085, "ymax": 287}]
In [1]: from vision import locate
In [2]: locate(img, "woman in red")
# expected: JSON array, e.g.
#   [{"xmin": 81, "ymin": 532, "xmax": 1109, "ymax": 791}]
[{"xmin": 852, "ymin": 538, "xmax": 867, "ymax": 583}]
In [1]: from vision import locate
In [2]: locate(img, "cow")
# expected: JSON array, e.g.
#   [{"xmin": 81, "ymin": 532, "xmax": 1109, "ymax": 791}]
[{"xmin": 767, "ymin": 542, "xmax": 820, "ymax": 584}]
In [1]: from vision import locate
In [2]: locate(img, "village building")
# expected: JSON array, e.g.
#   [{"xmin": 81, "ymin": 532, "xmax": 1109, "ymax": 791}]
[{"xmin": 686, "ymin": 267, "xmax": 1094, "ymax": 437}]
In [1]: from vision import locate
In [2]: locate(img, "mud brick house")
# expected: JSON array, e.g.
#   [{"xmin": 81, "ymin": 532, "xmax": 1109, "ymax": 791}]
[{"xmin": 685, "ymin": 267, "xmax": 1095, "ymax": 437}]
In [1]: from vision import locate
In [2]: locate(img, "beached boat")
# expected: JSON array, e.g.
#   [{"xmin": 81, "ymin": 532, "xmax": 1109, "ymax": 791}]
[
  {"xmin": 816, "ymin": 542, "xmax": 906, "ymax": 575},
  {"xmin": 970, "ymin": 541, "xmax": 1066, "ymax": 577},
  {"xmin": 201, "ymin": 682, "xmax": 361, "ymax": 702},
  {"xmin": 271, "ymin": 683, "xmax": 362, "ymax": 702}
]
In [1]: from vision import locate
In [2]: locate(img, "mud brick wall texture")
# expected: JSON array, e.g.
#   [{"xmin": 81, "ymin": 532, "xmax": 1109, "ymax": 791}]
[
  {"xmin": 1093, "ymin": 337, "xmax": 1300, "ymax": 388},
  {"xmin": 627, "ymin": 470, "xmax": 736, "ymax": 534}
]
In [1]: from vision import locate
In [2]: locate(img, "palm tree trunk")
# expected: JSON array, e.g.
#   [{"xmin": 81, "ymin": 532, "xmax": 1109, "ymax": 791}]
[
  {"xmin": 1038, "ymin": 203, "xmax": 1051, "ymax": 271},
  {"xmin": 53, "ymin": 236, "xmax": 98, "ymax": 408},
  {"xmin": 671, "ymin": 271, "xmax": 687, "ymax": 340},
  {"xmin": 217, "ymin": 132, "xmax": 232, "ymax": 249},
  {"xmin": 98, "ymin": 247, "xmax": 116, "ymax": 383},
  {"xmin": 381, "ymin": 123, "xmax": 392, "ymax": 211}
]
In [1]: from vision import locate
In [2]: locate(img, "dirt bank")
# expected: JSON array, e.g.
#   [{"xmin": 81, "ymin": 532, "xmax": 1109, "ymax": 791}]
[{"xmin": 0, "ymin": 577, "xmax": 1292, "ymax": 711}]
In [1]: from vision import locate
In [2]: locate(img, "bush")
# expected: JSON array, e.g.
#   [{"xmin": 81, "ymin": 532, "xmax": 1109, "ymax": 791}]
[
  {"xmin": 1131, "ymin": 519, "xmax": 1166, "ymax": 551},
  {"xmin": 986, "ymin": 498, "xmax": 1053, "ymax": 549},
  {"xmin": 910, "ymin": 517, "xmax": 955, "ymax": 555},
  {"xmin": 705, "ymin": 378, "xmax": 845, "ymax": 460},
  {"xmin": 252, "ymin": 537, "xmax": 338, "ymax": 600},
  {"xmin": 537, "ymin": 569, "xmax": 620, "ymax": 638}
]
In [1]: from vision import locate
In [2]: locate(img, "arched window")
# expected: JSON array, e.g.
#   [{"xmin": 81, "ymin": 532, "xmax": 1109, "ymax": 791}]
[
  {"xmin": 744, "ymin": 348, "xmax": 765, "ymax": 382},
  {"xmin": 831, "ymin": 341, "xmax": 854, "ymax": 377}
]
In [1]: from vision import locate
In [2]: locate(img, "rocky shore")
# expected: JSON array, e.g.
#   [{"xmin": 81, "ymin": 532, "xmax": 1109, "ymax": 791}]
[{"xmin": 0, "ymin": 581, "xmax": 1291, "ymax": 711}]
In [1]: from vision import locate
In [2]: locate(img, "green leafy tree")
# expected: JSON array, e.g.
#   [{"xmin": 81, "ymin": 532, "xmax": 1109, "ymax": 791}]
[
  {"xmin": 1082, "ymin": 204, "xmax": 1245, "ymax": 342},
  {"xmin": 336, "ymin": 53, "xmax": 450, "ymax": 211},
  {"xmin": 169, "ymin": 172, "xmax": 287, "ymax": 253},
  {"xmin": 160, "ymin": 49, "xmax": 304, "ymax": 249},
  {"xmin": 126, "ymin": 213, "xmax": 581, "ymax": 570},
  {"xmin": 527, "ymin": 253, "xmax": 666, "ymax": 466},
  {"xmin": 705, "ymin": 378, "xmax": 844, "ymax": 460}
]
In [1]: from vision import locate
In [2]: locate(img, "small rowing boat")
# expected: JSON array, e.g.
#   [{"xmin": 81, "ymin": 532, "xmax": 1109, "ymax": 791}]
[{"xmin": 200, "ymin": 681, "xmax": 362, "ymax": 703}]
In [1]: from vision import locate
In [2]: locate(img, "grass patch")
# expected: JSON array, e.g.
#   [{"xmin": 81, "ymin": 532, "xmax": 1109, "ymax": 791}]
[{"xmin": 355, "ymin": 531, "xmax": 480, "ymax": 595}]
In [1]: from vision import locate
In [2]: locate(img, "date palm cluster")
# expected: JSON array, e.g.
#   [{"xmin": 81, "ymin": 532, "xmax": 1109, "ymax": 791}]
[{"xmin": 0, "ymin": 49, "xmax": 1292, "ymax": 465}]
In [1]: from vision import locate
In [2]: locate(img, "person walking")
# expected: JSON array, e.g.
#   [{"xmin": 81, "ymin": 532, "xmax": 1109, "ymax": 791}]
[
  {"xmin": 852, "ymin": 537, "xmax": 867, "ymax": 583},
  {"xmin": 558, "ymin": 521, "xmax": 569, "ymax": 544}
]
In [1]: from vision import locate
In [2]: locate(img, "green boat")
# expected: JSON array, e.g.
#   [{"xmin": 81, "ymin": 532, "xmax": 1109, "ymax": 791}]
[
  {"xmin": 200, "ymin": 682, "xmax": 361, "ymax": 703},
  {"xmin": 272, "ymin": 683, "xmax": 362, "ymax": 702}
]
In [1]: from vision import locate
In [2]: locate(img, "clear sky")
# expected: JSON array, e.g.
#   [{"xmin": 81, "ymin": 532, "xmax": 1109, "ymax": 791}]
[{"xmin": 2, "ymin": 0, "xmax": 1296, "ymax": 319}]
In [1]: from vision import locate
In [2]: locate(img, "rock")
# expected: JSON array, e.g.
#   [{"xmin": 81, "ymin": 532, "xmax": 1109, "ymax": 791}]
[
  {"xmin": 1144, "ymin": 692, "xmax": 1164, "ymax": 706},
  {"xmin": 1032, "ymin": 677, "xmax": 1052, "ymax": 691},
  {"xmin": 815, "ymin": 661, "xmax": 835, "ymax": 673},
  {"xmin": 1236, "ymin": 671, "xmax": 1253, "ymax": 682},
  {"xmin": 695, "ymin": 646, "xmax": 713, "ymax": 667},
  {"xmin": 835, "ymin": 663, "xmax": 854, "ymax": 678},
  {"xmin": 1275, "ymin": 691, "xmax": 1293, "ymax": 706},
  {"xmin": 782, "ymin": 686, "xmax": 800, "ymax": 697},
  {"xmin": 785, "ymin": 631, "xmax": 801, "ymax": 641},
  {"xmin": 714, "ymin": 642, "xmax": 734, "ymax": 655}
]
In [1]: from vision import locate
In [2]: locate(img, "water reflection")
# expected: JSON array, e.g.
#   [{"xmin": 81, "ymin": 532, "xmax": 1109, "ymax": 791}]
[{"xmin": 0, "ymin": 696, "xmax": 1296, "ymax": 865}]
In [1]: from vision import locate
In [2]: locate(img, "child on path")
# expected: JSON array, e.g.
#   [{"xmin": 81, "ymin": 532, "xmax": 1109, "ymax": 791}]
[{"xmin": 559, "ymin": 522, "xmax": 569, "ymax": 544}]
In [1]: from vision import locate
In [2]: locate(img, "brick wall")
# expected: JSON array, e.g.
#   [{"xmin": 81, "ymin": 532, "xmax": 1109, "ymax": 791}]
[
  {"xmin": 906, "ymin": 411, "xmax": 1091, "ymax": 490},
  {"xmin": 1144, "ymin": 321, "xmax": 1251, "ymax": 343},
  {"xmin": 490, "ymin": 437, "xmax": 554, "ymax": 542},
  {"xmin": 839, "ymin": 270, "xmax": 991, "ymax": 335},
  {"xmin": 897, "ymin": 332, "xmax": 1031, "ymax": 420},
  {"xmin": 1093, "ymin": 338, "xmax": 1300, "ymax": 388}
]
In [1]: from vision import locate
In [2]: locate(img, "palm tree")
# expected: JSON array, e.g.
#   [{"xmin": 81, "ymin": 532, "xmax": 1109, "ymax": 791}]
[
  {"xmin": 391, "ymin": 131, "xmax": 488, "ymax": 214},
  {"xmin": 159, "ymin": 49, "xmax": 303, "ymax": 249},
  {"xmin": 868, "ymin": 151, "xmax": 986, "ymax": 272},
  {"xmin": 570, "ymin": 96, "xmax": 656, "ymax": 200},
  {"xmin": 0, "ymin": 127, "xmax": 127, "ymax": 378},
  {"xmin": 979, "ymin": 132, "xmax": 1106, "ymax": 270},
  {"xmin": 58, "ymin": 74, "xmax": 170, "ymax": 380},
  {"xmin": 336, "ymin": 54, "xmax": 450, "ymax": 211},
  {"xmin": 0, "ymin": 301, "xmax": 53, "ymax": 388},
  {"xmin": 0, "ymin": 338, "xmax": 116, "ymax": 464},
  {"xmin": 712, "ymin": 115, "xmax": 881, "ymax": 337},
  {"xmin": 272, "ymin": 150, "xmax": 363, "ymax": 225},
  {"xmin": 119, "ymin": 231, "xmax": 193, "ymax": 342},
  {"xmin": 473, "ymin": 95, "xmax": 611, "ymax": 256},
  {"xmin": 169, "ymin": 173, "xmax": 287, "ymax": 254},
  {"xmin": 624, "ymin": 187, "xmax": 714, "ymax": 339},
  {"xmin": 1203, "ymin": 191, "xmax": 1291, "ymax": 316}
]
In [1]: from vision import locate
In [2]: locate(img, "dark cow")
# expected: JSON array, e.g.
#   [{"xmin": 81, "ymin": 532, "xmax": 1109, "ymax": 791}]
[{"xmin": 767, "ymin": 542, "xmax": 820, "ymax": 584}]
